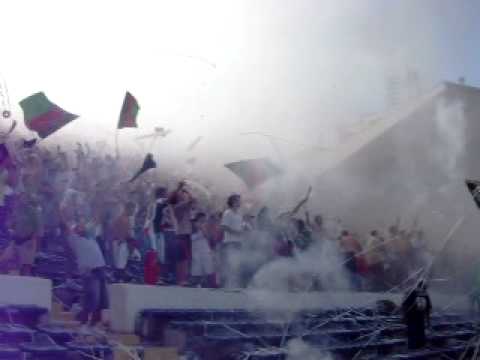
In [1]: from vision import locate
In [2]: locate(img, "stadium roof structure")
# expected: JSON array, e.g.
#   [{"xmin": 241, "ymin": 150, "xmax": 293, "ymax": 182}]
[
  {"xmin": 299, "ymin": 82, "xmax": 480, "ymax": 286},
  {"xmin": 295, "ymin": 82, "xmax": 480, "ymax": 177}
]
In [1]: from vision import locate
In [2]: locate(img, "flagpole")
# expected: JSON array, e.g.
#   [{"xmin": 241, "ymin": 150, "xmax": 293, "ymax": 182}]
[
  {"xmin": 149, "ymin": 134, "xmax": 158, "ymax": 152},
  {"xmin": 115, "ymin": 129, "xmax": 120, "ymax": 159}
]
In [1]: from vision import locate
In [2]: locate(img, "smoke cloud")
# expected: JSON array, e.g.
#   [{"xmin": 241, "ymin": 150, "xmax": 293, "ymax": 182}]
[
  {"xmin": 286, "ymin": 339, "xmax": 333, "ymax": 360},
  {"xmin": 1, "ymin": 0, "xmax": 477, "ymax": 293}
]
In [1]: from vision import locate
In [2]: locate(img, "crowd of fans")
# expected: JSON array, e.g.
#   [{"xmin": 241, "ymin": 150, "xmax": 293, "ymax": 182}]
[{"xmin": 0, "ymin": 135, "xmax": 434, "ymax": 324}]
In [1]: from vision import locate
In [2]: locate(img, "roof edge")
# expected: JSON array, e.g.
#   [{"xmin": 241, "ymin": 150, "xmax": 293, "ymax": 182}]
[{"xmin": 443, "ymin": 81, "xmax": 480, "ymax": 94}]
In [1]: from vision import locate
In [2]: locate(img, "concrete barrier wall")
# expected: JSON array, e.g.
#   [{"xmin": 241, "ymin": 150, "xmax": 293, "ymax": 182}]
[
  {"xmin": 0, "ymin": 275, "xmax": 52, "ymax": 310},
  {"xmin": 109, "ymin": 284, "xmax": 470, "ymax": 333},
  {"xmin": 109, "ymin": 284, "xmax": 407, "ymax": 333}
]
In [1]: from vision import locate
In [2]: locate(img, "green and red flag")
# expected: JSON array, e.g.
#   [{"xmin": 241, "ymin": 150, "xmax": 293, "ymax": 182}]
[
  {"xmin": 225, "ymin": 158, "xmax": 283, "ymax": 188},
  {"xmin": 19, "ymin": 92, "xmax": 78, "ymax": 139},
  {"xmin": 118, "ymin": 91, "xmax": 140, "ymax": 129}
]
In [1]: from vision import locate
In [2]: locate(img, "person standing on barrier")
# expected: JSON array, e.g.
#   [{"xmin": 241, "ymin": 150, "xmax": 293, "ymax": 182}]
[
  {"xmin": 11, "ymin": 182, "xmax": 43, "ymax": 276},
  {"xmin": 170, "ymin": 182, "xmax": 195, "ymax": 286},
  {"xmin": 469, "ymin": 260, "xmax": 480, "ymax": 316},
  {"xmin": 145, "ymin": 186, "xmax": 169, "ymax": 282},
  {"xmin": 220, "ymin": 194, "xmax": 247, "ymax": 288},
  {"xmin": 191, "ymin": 212, "xmax": 215, "ymax": 287},
  {"xmin": 68, "ymin": 220, "xmax": 108, "ymax": 328},
  {"xmin": 339, "ymin": 230, "xmax": 362, "ymax": 290},
  {"xmin": 402, "ymin": 280, "xmax": 432, "ymax": 350}
]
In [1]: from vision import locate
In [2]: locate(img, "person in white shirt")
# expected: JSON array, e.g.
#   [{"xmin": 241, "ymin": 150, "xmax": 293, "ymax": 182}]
[
  {"xmin": 68, "ymin": 233, "xmax": 106, "ymax": 273},
  {"xmin": 115, "ymin": 238, "xmax": 142, "ymax": 270},
  {"xmin": 169, "ymin": 182, "xmax": 196, "ymax": 286},
  {"xmin": 219, "ymin": 194, "xmax": 247, "ymax": 288},
  {"xmin": 191, "ymin": 212, "xmax": 215, "ymax": 287},
  {"xmin": 67, "ymin": 222, "xmax": 108, "ymax": 327},
  {"xmin": 112, "ymin": 202, "xmax": 137, "ymax": 270},
  {"xmin": 221, "ymin": 195, "xmax": 244, "ymax": 243}
]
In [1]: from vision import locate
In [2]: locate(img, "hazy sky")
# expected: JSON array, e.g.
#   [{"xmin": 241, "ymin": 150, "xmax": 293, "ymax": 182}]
[{"xmin": 1, "ymin": 0, "xmax": 479, "ymax": 161}]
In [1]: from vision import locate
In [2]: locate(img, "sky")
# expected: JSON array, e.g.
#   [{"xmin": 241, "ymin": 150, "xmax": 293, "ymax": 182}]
[{"xmin": 1, "ymin": 0, "xmax": 479, "ymax": 164}]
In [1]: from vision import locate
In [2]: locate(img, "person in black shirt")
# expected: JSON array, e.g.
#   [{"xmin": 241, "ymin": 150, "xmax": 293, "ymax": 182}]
[
  {"xmin": 402, "ymin": 280, "xmax": 432, "ymax": 349},
  {"xmin": 152, "ymin": 187, "xmax": 169, "ymax": 235},
  {"xmin": 146, "ymin": 186, "xmax": 170, "ymax": 282}
]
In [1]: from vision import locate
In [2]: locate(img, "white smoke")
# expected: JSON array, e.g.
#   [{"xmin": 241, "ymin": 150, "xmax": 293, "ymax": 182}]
[
  {"xmin": 434, "ymin": 98, "xmax": 466, "ymax": 178},
  {"xmin": 240, "ymin": 227, "xmax": 352, "ymax": 321},
  {"xmin": 249, "ymin": 241, "xmax": 350, "ymax": 293},
  {"xmin": 286, "ymin": 339, "xmax": 333, "ymax": 360}
]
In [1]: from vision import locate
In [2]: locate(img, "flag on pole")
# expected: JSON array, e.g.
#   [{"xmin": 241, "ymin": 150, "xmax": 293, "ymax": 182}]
[
  {"xmin": 466, "ymin": 179, "xmax": 480, "ymax": 209},
  {"xmin": 135, "ymin": 127, "xmax": 171, "ymax": 140},
  {"xmin": 186, "ymin": 157, "xmax": 197, "ymax": 165},
  {"xmin": 23, "ymin": 138, "xmax": 37, "ymax": 149},
  {"xmin": 118, "ymin": 91, "xmax": 140, "ymax": 129},
  {"xmin": 129, "ymin": 153, "xmax": 156, "ymax": 183},
  {"xmin": 187, "ymin": 136, "xmax": 203, "ymax": 151},
  {"xmin": 19, "ymin": 92, "xmax": 78, "ymax": 139},
  {"xmin": 225, "ymin": 158, "xmax": 282, "ymax": 188}
]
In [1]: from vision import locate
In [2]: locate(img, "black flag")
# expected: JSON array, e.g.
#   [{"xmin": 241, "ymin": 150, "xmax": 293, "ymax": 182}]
[
  {"xmin": 466, "ymin": 179, "xmax": 480, "ymax": 209},
  {"xmin": 187, "ymin": 136, "xmax": 203, "ymax": 151},
  {"xmin": 23, "ymin": 138, "xmax": 37, "ymax": 149},
  {"xmin": 129, "ymin": 153, "xmax": 156, "ymax": 183}
]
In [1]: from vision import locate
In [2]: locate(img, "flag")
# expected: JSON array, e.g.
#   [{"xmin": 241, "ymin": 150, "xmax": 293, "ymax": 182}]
[
  {"xmin": 466, "ymin": 179, "xmax": 480, "ymax": 209},
  {"xmin": 225, "ymin": 158, "xmax": 282, "ymax": 188},
  {"xmin": 187, "ymin": 136, "xmax": 203, "ymax": 151},
  {"xmin": 186, "ymin": 157, "xmax": 197, "ymax": 165},
  {"xmin": 118, "ymin": 91, "xmax": 140, "ymax": 129},
  {"xmin": 129, "ymin": 153, "xmax": 156, "ymax": 183},
  {"xmin": 19, "ymin": 92, "xmax": 78, "ymax": 139},
  {"xmin": 135, "ymin": 127, "xmax": 171, "ymax": 140},
  {"xmin": 153, "ymin": 127, "xmax": 171, "ymax": 137}
]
